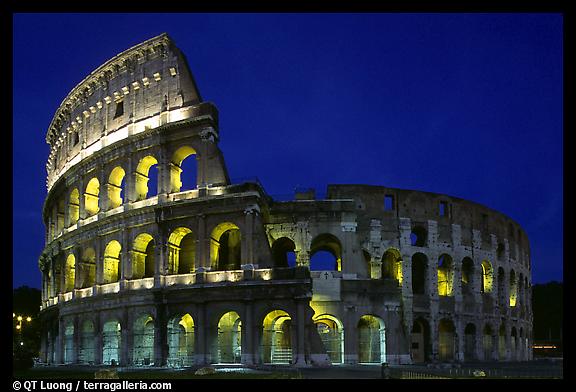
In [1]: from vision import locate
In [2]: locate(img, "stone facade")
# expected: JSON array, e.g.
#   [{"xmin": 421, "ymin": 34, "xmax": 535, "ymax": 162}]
[{"xmin": 38, "ymin": 33, "xmax": 533, "ymax": 367}]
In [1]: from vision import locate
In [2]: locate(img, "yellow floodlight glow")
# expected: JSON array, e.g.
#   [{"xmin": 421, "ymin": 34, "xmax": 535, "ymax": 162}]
[
  {"xmin": 17, "ymin": 316, "xmax": 22, "ymax": 321},
  {"xmin": 26, "ymin": 317, "xmax": 32, "ymax": 322}
]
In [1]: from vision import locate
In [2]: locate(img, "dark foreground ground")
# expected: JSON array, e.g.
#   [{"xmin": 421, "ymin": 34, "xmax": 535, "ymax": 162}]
[{"xmin": 14, "ymin": 359, "xmax": 563, "ymax": 380}]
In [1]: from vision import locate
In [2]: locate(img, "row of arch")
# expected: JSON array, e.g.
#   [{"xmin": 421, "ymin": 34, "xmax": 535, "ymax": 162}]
[
  {"xmin": 47, "ymin": 146, "xmax": 198, "ymax": 239},
  {"xmin": 58, "ymin": 311, "xmax": 386, "ymax": 366},
  {"xmin": 411, "ymin": 317, "xmax": 530, "ymax": 362}
]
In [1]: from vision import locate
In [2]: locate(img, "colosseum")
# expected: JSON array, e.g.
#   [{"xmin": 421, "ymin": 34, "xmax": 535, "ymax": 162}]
[{"xmin": 38, "ymin": 33, "xmax": 533, "ymax": 368}]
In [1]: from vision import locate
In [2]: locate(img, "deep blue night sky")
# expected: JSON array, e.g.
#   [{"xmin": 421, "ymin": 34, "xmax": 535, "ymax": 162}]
[{"xmin": 12, "ymin": 13, "xmax": 563, "ymax": 289}]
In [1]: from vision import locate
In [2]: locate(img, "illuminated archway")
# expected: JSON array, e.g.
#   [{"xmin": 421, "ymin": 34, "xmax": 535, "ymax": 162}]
[
  {"xmin": 314, "ymin": 314, "xmax": 344, "ymax": 364},
  {"xmin": 210, "ymin": 222, "xmax": 241, "ymax": 271},
  {"xmin": 132, "ymin": 233, "xmax": 155, "ymax": 279},
  {"xmin": 310, "ymin": 233, "xmax": 342, "ymax": 271},
  {"xmin": 84, "ymin": 178, "xmax": 100, "ymax": 216},
  {"xmin": 79, "ymin": 320, "xmax": 95, "ymax": 364},
  {"xmin": 167, "ymin": 314, "xmax": 195, "ymax": 367},
  {"xmin": 170, "ymin": 145, "xmax": 197, "ymax": 193},
  {"xmin": 103, "ymin": 240, "xmax": 121, "ymax": 284},
  {"xmin": 69, "ymin": 188, "xmax": 80, "ymax": 225},
  {"xmin": 510, "ymin": 327, "xmax": 517, "ymax": 360},
  {"xmin": 381, "ymin": 248, "xmax": 402, "ymax": 284},
  {"xmin": 64, "ymin": 254, "xmax": 75, "ymax": 292},
  {"xmin": 262, "ymin": 310, "xmax": 292, "ymax": 364},
  {"xmin": 271, "ymin": 237, "xmax": 296, "ymax": 268},
  {"xmin": 132, "ymin": 314, "xmax": 155, "ymax": 366},
  {"xmin": 217, "ymin": 311, "xmax": 242, "ymax": 364},
  {"xmin": 509, "ymin": 269, "xmax": 518, "ymax": 307},
  {"xmin": 102, "ymin": 319, "xmax": 121, "ymax": 365},
  {"xmin": 79, "ymin": 248, "xmax": 96, "ymax": 288},
  {"xmin": 167, "ymin": 227, "xmax": 195, "ymax": 275},
  {"xmin": 135, "ymin": 155, "xmax": 158, "ymax": 201},
  {"xmin": 480, "ymin": 260, "xmax": 493, "ymax": 293},
  {"xmin": 357, "ymin": 315, "xmax": 386, "ymax": 364},
  {"xmin": 107, "ymin": 166, "xmax": 125, "ymax": 209},
  {"xmin": 461, "ymin": 257, "xmax": 474, "ymax": 296},
  {"xmin": 438, "ymin": 318, "xmax": 455, "ymax": 361},
  {"xmin": 437, "ymin": 254, "xmax": 454, "ymax": 296}
]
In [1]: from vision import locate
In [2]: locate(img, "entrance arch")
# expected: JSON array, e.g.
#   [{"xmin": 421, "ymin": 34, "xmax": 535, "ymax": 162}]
[
  {"xmin": 217, "ymin": 311, "xmax": 242, "ymax": 364},
  {"xmin": 262, "ymin": 310, "xmax": 293, "ymax": 364},
  {"xmin": 102, "ymin": 319, "xmax": 121, "ymax": 365},
  {"xmin": 167, "ymin": 314, "xmax": 195, "ymax": 367},
  {"xmin": 438, "ymin": 318, "xmax": 455, "ymax": 361},
  {"xmin": 211, "ymin": 223, "xmax": 241, "ymax": 271},
  {"xmin": 357, "ymin": 315, "xmax": 385, "ymax": 364},
  {"xmin": 132, "ymin": 314, "xmax": 155, "ymax": 366},
  {"xmin": 314, "ymin": 314, "xmax": 344, "ymax": 364}
]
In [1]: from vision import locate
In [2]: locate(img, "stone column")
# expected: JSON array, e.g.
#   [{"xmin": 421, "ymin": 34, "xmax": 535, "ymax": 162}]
[
  {"xmin": 73, "ymin": 316, "xmax": 80, "ymax": 364},
  {"xmin": 121, "ymin": 310, "xmax": 131, "ymax": 366},
  {"xmin": 56, "ymin": 317, "xmax": 65, "ymax": 364},
  {"xmin": 120, "ymin": 228, "xmax": 131, "ymax": 289},
  {"xmin": 194, "ymin": 303, "xmax": 208, "ymax": 365},
  {"xmin": 343, "ymin": 305, "xmax": 358, "ymax": 364},
  {"xmin": 242, "ymin": 302, "xmax": 255, "ymax": 365},
  {"xmin": 78, "ymin": 177, "xmax": 87, "ymax": 220},
  {"xmin": 154, "ymin": 227, "xmax": 167, "ymax": 288},
  {"xmin": 95, "ymin": 312, "xmax": 103, "ymax": 365},
  {"xmin": 154, "ymin": 304, "xmax": 167, "ymax": 366},
  {"xmin": 196, "ymin": 214, "xmax": 209, "ymax": 270},
  {"xmin": 242, "ymin": 205, "xmax": 259, "ymax": 267},
  {"xmin": 295, "ymin": 221, "xmax": 310, "ymax": 268},
  {"xmin": 340, "ymin": 220, "xmax": 357, "ymax": 274},
  {"xmin": 293, "ymin": 300, "xmax": 307, "ymax": 366}
]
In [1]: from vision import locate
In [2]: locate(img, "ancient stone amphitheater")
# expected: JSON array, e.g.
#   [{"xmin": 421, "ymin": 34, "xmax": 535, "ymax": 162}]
[{"xmin": 38, "ymin": 33, "xmax": 533, "ymax": 367}]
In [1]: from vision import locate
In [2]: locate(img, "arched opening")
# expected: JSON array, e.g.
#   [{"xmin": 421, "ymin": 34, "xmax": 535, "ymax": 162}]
[
  {"xmin": 79, "ymin": 320, "xmax": 95, "ymax": 364},
  {"xmin": 498, "ymin": 324, "xmax": 506, "ymax": 360},
  {"xmin": 79, "ymin": 248, "xmax": 96, "ymax": 288},
  {"xmin": 438, "ymin": 318, "xmax": 455, "ymax": 362},
  {"xmin": 510, "ymin": 327, "xmax": 517, "ymax": 361},
  {"xmin": 135, "ymin": 155, "xmax": 158, "ymax": 201},
  {"xmin": 84, "ymin": 178, "xmax": 100, "ymax": 216},
  {"xmin": 271, "ymin": 237, "xmax": 296, "ymax": 268},
  {"xmin": 102, "ymin": 319, "xmax": 121, "ymax": 366},
  {"xmin": 480, "ymin": 260, "xmax": 493, "ymax": 293},
  {"xmin": 461, "ymin": 257, "xmax": 474, "ymax": 296},
  {"xmin": 132, "ymin": 315, "xmax": 155, "ymax": 366},
  {"xmin": 464, "ymin": 323, "xmax": 477, "ymax": 361},
  {"xmin": 211, "ymin": 222, "xmax": 241, "ymax": 271},
  {"xmin": 483, "ymin": 324, "xmax": 493, "ymax": 360},
  {"xmin": 107, "ymin": 166, "xmax": 126, "ymax": 209},
  {"xmin": 411, "ymin": 318, "xmax": 430, "ymax": 363},
  {"xmin": 64, "ymin": 322, "xmax": 74, "ymax": 364},
  {"xmin": 262, "ymin": 310, "xmax": 292, "ymax": 364},
  {"xmin": 509, "ymin": 269, "xmax": 518, "ymax": 307},
  {"xmin": 437, "ymin": 254, "xmax": 454, "ymax": 296},
  {"xmin": 217, "ymin": 311, "xmax": 242, "ymax": 364},
  {"xmin": 382, "ymin": 248, "xmax": 402, "ymax": 284},
  {"xmin": 103, "ymin": 240, "xmax": 121, "ymax": 284},
  {"xmin": 314, "ymin": 314, "xmax": 344, "ymax": 364},
  {"xmin": 64, "ymin": 254, "xmax": 75, "ymax": 292},
  {"xmin": 411, "ymin": 252, "xmax": 428, "ymax": 295},
  {"xmin": 132, "ymin": 233, "xmax": 155, "ymax": 279},
  {"xmin": 357, "ymin": 315, "xmax": 386, "ymax": 364},
  {"xmin": 310, "ymin": 234, "xmax": 342, "ymax": 271},
  {"xmin": 167, "ymin": 314, "xmax": 195, "ymax": 367},
  {"xmin": 497, "ymin": 242, "xmax": 505, "ymax": 260},
  {"xmin": 170, "ymin": 145, "xmax": 197, "ymax": 193},
  {"xmin": 167, "ymin": 227, "xmax": 196, "ymax": 275},
  {"xmin": 410, "ymin": 226, "xmax": 427, "ymax": 247},
  {"xmin": 56, "ymin": 199, "xmax": 65, "ymax": 233},
  {"xmin": 69, "ymin": 188, "xmax": 80, "ymax": 225}
]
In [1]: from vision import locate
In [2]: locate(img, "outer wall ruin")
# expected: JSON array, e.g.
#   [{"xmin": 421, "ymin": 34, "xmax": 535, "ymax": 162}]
[{"xmin": 38, "ymin": 33, "xmax": 533, "ymax": 367}]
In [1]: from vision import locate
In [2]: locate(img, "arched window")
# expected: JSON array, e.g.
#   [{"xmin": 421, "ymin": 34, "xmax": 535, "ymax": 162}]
[
  {"xmin": 64, "ymin": 254, "xmax": 75, "ymax": 292},
  {"xmin": 210, "ymin": 222, "xmax": 241, "ymax": 271},
  {"xmin": 262, "ymin": 310, "xmax": 292, "ymax": 364},
  {"xmin": 310, "ymin": 233, "xmax": 342, "ymax": 271},
  {"xmin": 103, "ymin": 240, "xmax": 121, "ymax": 284},
  {"xmin": 107, "ymin": 166, "xmax": 126, "ymax": 209},
  {"xmin": 102, "ymin": 320, "xmax": 121, "ymax": 366},
  {"xmin": 132, "ymin": 233, "xmax": 155, "ymax": 279},
  {"xmin": 483, "ymin": 324, "xmax": 493, "ymax": 360},
  {"xmin": 461, "ymin": 257, "xmax": 474, "ymax": 295},
  {"xmin": 357, "ymin": 315, "xmax": 386, "ymax": 364},
  {"xmin": 313, "ymin": 314, "xmax": 344, "ymax": 364},
  {"xmin": 64, "ymin": 322, "xmax": 74, "ymax": 364},
  {"xmin": 135, "ymin": 155, "xmax": 158, "ymax": 201},
  {"xmin": 167, "ymin": 314, "xmax": 195, "ymax": 367},
  {"xmin": 79, "ymin": 248, "xmax": 96, "ymax": 288},
  {"xmin": 68, "ymin": 188, "xmax": 80, "ymax": 225},
  {"xmin": 509, "ymin": 269, "xmax": 518, "ymax": 307},
  {"xmin": 167, "ymin": 227, "xmax": 195, "ymax": 274},
  {"xmin": 79, "ymin": 320, "xmax": 95, "ymax": 364},
  {"xmin": 437, "ymin": 254, "xmax": 454, "ymax": 296},
  {"xmin": 382, "ymin": 248, "xmax": 402, "ymax": 283},
  {"xmin": 217, "ymin": 311, "xmax": 242, "ymax": 364},
  {"xmin": 438, "ymin": 319, "xmax": 455, "ymax": 361},
  {"xmin": 133, "ymin": 315, "xmax": 155, "ymax": 366},
  {"xmin": 480, "ymin": 260, "xmax": 493, "ymax": 293},
  {"xmin": 170, "ymin": 146, "xmax": 197, "ymax": 193},
  {"xmin": 464, "ymin": 323, "xmax": 477, "ymax": 361},
  {"xmin": 498, "ymin": 324, "xmax": 506, "ymax": 360},
  {"xmin": 271, "ymin": 237, "xmax": 296, "ymax": 268},
  {"xmin": 411, "ymin": 253, "xmax": 428, "ymax": 295},
  {"xmin": 410, "ymin": 226, "xmax": 427, "ymax": 247},
  {"xmin": 411, "ymin": 318, "xmax": 431, "ymax": 363},
  {"xmin": 84, "ymin": 178, "xmax": 100, "ymax": 216}
]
